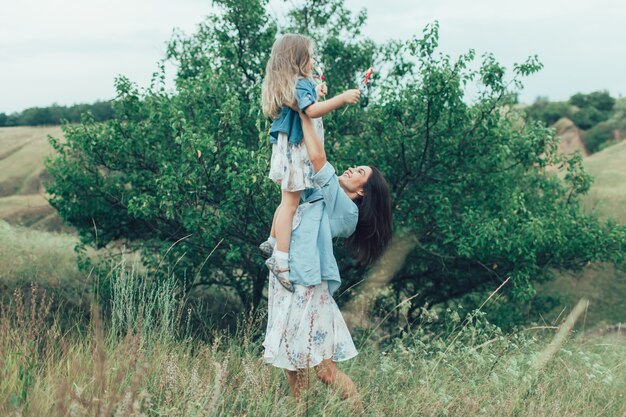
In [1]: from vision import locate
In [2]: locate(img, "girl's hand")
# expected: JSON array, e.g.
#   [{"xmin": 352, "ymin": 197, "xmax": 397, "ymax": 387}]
[
  {"xmin": 342, "ymin": 89, "xmax": 361, "ymax": 105},
  {"xmin": 315, "ymin": 83, "xmax": 328, "ymax": 99}
]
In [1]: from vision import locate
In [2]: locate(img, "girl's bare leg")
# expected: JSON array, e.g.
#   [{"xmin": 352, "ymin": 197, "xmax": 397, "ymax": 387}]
[
  {"xmin": 275, "ymin": 190, "xmax": 301, "ymax": 253},
  {"xmin": 314, "ymin": 360, "xmax": 363, "ymax": 413},
  {"xmin": 270, "ymin": 204, "xmax": 280, "ymax": 239}
]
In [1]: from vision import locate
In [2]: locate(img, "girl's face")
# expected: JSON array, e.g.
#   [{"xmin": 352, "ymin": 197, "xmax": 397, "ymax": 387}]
[{"xmin": 305, "ymin": 47, "xmax": 315, "ymax": 76}]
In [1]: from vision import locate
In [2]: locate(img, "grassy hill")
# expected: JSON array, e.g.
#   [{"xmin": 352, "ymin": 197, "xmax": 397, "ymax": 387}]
[
  {"xmin": 538, "ymin": 139, "xmax": 626, "ymax": 327},
  {"xmin": 581, "ymin": 139, "xmax": 626, "ymax": 223},
  {"xmin": 0, "ymin": 126, "xmax": 67, "ymax": 231}
]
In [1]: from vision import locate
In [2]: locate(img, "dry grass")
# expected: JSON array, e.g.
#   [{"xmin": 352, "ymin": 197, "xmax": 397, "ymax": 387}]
[
  {"xmin": 0, "ymin": 126, "xmax": 61, "ymax": 194},
  {"xmin": 1, "ymin": 271, "xmax": 625, "ymax": 417},
  {"xmin": 0, "ymin": 220, "xmax": 81, "ymax": 288},
  {"xmin": 0, "ymin": 126, "xmax": 67, "ymax": 231}
]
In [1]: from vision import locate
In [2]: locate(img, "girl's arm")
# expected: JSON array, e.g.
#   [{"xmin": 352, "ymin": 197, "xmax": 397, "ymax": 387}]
[
  {"xmin": 303, "ymin": 89, "xmax": 360, "ymax": 118},
  {"xmin": 299, "ymin": 112, "xmax": 326, "ymax": 172}
]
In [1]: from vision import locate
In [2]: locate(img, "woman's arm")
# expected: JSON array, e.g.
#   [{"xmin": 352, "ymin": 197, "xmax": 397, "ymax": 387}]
[{"xmin": 299, "ymin": 112, "xmax": 326, "ymax": 172}]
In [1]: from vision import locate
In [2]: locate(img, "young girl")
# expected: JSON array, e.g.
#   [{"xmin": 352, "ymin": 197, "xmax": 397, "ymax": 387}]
[{"xmin": 260, "ymin": 33, "xmax": 360, "ymax": 292}]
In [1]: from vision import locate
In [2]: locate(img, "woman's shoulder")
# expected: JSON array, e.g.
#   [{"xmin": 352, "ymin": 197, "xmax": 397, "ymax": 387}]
[{"xmin": 311, "ymin": 162, "xmax": 336, "ymax": 186}]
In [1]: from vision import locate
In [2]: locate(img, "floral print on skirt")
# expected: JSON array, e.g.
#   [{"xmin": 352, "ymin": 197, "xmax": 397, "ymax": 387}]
[
  {"xmin": 268, "ymin": 118, "xmax": 324, "ymax": 192},
  {"xmin": 262, "ymin": 272, "xmax": 358, "ymax": 371}
]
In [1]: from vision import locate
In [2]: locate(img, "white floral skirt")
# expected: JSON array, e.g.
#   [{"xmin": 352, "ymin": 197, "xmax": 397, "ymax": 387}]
[
  {"xmin": 262, "ymin": 272, "xmax": 358, "ymax": 371},
  {"xmin": 268, "ymin": 118, "xmax": 324, "ymax": 192}
]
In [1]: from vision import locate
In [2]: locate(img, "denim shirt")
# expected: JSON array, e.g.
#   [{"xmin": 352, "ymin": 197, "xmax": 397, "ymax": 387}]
[
  {"xmin": 288, "ymin": 162, "xmax": 359, "ymax": 295},
  {"xmin": 269, "ymin": 78, "xmax": 317, "ymax": 145}
]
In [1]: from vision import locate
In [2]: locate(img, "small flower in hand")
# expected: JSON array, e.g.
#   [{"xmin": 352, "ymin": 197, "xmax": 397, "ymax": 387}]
[
  {"xmin": 361, "ymin": 67, "xmax": 374, "ymax": 91},
  {"xmin": 313, "ymin": 64, "xmax": 325, "ymax": 83},
  {"xmin": 341, "ymin": 66, "xmax": 373, "ymax": 115},
  {"xmin": 314, "ymin": 65, "xmax": 326, "ymax": 100},
  {"xmin": 315, "ymin": 83, "xmax": 327, "ymax": 99}
]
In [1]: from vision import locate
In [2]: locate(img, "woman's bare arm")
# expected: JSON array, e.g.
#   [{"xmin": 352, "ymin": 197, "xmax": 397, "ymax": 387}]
[{"xmin": 299, "ymin": 112, "xmax": 326, "ymax": 172}]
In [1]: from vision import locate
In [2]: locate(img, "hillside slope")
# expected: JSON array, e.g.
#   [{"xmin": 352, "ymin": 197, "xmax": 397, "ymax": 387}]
[
  {"xmin": 582, "ymin": 139, "xmax": 626, "ymax": 223},
  {"xmin": 540, "ymin": 139, "xmax": 625, "ymax": 327},
  {"xmin": 0, "ymin": 126, "xmax": 67, "ymax": 231}
]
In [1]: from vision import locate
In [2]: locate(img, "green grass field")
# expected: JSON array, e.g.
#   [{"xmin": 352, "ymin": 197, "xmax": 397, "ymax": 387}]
[{"xmin": 540, "ymin": 139, "xmax": 626, "ymax": 327}]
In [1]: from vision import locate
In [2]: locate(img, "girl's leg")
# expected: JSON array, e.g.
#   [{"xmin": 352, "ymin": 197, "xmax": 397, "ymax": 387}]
[
  {"xmin": 270, "ymin": 204, "xmax": 280, "ymax": 239},
  {"xmin": 314, "ymin": 360, "xmax": 363, "ymax": 413},
  {"xmin": 275, "ymin": 190, "xmax": 301, "ymax": 253}
]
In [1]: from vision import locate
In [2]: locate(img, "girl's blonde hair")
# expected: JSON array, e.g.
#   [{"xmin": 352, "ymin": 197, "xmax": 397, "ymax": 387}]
[{"xmin": 261, "ymin": 34, "xmax": 314, "ymax": 119}]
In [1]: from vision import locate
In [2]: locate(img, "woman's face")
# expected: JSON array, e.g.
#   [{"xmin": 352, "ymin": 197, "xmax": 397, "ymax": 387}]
[{"xmin": 339, "ymin": 166, "xmax": 372, "ymax": 198}]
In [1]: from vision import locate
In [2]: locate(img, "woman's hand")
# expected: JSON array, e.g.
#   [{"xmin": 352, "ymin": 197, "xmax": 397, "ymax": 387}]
[
  {"xmin": 287, "ymin": 100, "xmax": 299, "ymax": 112},
  {"xmin": 341, "ymin": 89, "xmax": 361, "ymax": 105},
  {"xmin": 315, "ymin": 83, "xmax": 328, "ymax": 99}
]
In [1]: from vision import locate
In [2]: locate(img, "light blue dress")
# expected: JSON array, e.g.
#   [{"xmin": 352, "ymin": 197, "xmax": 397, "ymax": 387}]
[
  {"xmin": 287, "ymin": 161, "xmax": 359, "ymax": 295},
  {"xmin": 262, "ymin": 161, "xmax": 359, "ymax": 370}
]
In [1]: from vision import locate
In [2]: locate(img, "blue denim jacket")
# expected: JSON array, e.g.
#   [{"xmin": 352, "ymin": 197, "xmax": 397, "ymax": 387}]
[
  {"xmin": 288, "ymin": 162, "xmax": 359, "ymax": 295},
  {"xmin": 269, "ymin": 78, "xmax": 317, "ymax": 145}
]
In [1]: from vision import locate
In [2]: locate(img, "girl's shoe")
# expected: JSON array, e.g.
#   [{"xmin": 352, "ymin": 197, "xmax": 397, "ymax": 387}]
[
  {"xmin": 258, "ymin": 240, "xmax": 274, "ymax": 258},
  {"xmin": 265, "ymin": 257, "xmax": 294, "ymax": 292}
]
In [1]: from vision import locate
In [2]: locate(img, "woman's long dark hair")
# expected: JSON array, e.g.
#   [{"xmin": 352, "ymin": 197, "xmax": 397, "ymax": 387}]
[{"xmin": 346, "ymin": 166, "xmax": 393, "ymax": 265}]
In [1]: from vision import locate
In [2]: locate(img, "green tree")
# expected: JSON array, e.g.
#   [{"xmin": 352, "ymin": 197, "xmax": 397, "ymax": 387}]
[
  {"xmin": 45, "ymin": 1, "xmax": 625, "ymax": 321},
  {"xmin": 524, "ymin": 96, "xmax": 572, "ymax": 126},
  {"xmin": 333, "ymin": 23, "xmax": 624, "ymax": 315},
  {"xmin": 569, "ymin": 91, "xmax": 615, "ymax": 130},
  {"xmin": 45, "ymin": 0, "xmax": 374, "ymax": 310},
  {"xmin": 4, "ymin": 102, "xmax": 114, "ymax": 126},
  {"xmin": 583, "ymin": 122, "xmax": 616, "ymax": 153},
  {"xmin": 571, "ymin": 106, "xmax": 606, "ymax": 130},
  {"xmin": 570, "ymin": 91, "xmax": 615, "ymax": 113}
]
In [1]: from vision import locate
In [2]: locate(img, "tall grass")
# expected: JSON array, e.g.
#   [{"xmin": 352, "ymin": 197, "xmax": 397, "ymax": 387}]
[
  {"xmin": 108, "ymin": 256, "xmax": 189, "ymax": 343},
  {"xmin": 1, "ymin": 258, "xmax": 625, "ymax": 416},
  {"xmin": 0, "ymin": 220, "xmax": 81, "ymax": 288}
]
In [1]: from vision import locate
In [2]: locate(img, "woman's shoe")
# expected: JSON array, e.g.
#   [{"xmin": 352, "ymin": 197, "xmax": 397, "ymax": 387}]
[{"xmin": 265, "ymin": 257, "xmax": 294, "ymax": 293}]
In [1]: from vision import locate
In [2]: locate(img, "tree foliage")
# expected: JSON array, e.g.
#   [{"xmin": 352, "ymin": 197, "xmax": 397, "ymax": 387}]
[
  {"xmin": 569, "ymin": 91, "xmax": 618, "ymax": 140},
  {"xmin": 524, "ymin": 97, "xmax": 572, "ymax": 126},
  {"xmin": 570, "ymin": 91, "xmax": 615, "ymax": 113},
  {"xmin": 45, "ymin": 0, "xmax": 625, "ymax": 322},
  {"xmin": 0, "ymin": 101, "xmax": 113, "ymax": 127},
  {"xmin": 525, "ymin": 91, "xmax": 621, "ymax": 152}
]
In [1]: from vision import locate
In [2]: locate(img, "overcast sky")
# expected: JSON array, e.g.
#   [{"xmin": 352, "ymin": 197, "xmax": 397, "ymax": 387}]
[{"xmin": 1, "ymin": 0, "xmax": 624, "ymax": 114}]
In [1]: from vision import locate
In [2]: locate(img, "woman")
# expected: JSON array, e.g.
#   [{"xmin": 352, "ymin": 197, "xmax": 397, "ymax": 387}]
[{"xmin": 262, "ymin": 111, "xmax": 393, "ymax": 409}]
